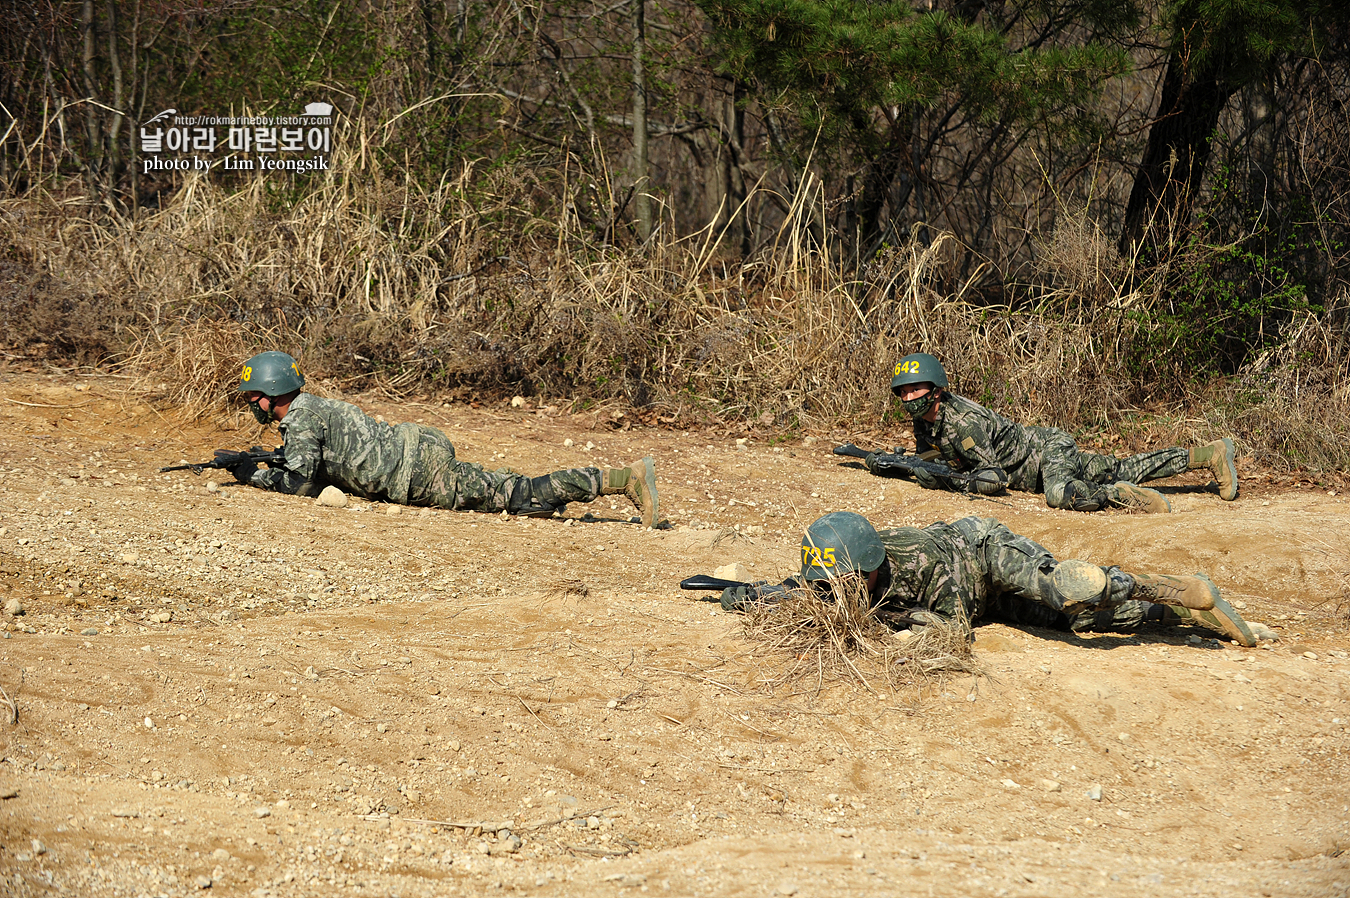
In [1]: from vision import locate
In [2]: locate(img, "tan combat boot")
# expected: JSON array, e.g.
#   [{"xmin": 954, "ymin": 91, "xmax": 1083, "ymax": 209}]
[
  {"xmin": 1110, "ymin": 481, "xmax": 1171, "ymax": 513},
  {"xmin": 1129, "ymin": 571, "xmax": 1218, "ymax": 609},
  {"xmin": 602, "ymin": 457, "xmax": 659, "ymax": 528},
  {"xmin": 1189, "ymin": 437, "xmax": 1239, "ymax": 501}
]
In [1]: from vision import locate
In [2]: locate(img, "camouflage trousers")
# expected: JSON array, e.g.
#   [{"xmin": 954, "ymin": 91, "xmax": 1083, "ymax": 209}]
[
  {"xmin": 944, "ymin": 517, "xmax": 1142, "ymax": 630},
  {"xmin": 1040, "ymin": 434, "xmax": 1189, "ymax": 510},
  {"xmin": 404, "ymin": 427, "xmax": 603, "ymax": 512}
]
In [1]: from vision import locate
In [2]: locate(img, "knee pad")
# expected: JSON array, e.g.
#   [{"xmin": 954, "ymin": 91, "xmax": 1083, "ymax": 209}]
[{"xmin": 1050, "ymin": 560, "xmax": 1110, "ymax": 613}]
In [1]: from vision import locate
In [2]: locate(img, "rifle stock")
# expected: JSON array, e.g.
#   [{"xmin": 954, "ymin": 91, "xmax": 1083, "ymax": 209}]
[{"xmin": 680, "ymin": 575, "xmax": 749, "ymax": 591}]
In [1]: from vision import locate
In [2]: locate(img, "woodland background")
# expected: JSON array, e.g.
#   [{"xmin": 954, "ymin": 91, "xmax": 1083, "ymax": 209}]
[{"xmin": 0, "ymin": 0, "xmax": 1347, "ymax": 474}]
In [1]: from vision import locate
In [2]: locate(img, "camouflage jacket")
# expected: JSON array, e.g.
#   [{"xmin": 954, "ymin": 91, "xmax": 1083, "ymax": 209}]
[
  {"xmin": 249, "ymin": 393, "xmax": 426, "ymax": 502},
  {"xmin": 873, "ymin": 516, "xmax": 1023, "ymax": 622},
  {"xmin": 913, "ymin": 392, "xmax": 1070, "ymax": 492}
]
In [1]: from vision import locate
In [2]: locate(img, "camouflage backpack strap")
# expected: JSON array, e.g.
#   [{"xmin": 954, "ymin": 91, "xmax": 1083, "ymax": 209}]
[{"xmin": 387, "ymin": 422, "xmax": 424, "ymax": 505}]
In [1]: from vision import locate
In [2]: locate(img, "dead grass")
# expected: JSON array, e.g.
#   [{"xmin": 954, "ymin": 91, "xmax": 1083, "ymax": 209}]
[
  {"xmin": 0, "ymin": 133, "xmax": 1348, "ymax": 477},
  {"xmin": 743, "ymin": 579, "xmax": 981, "ymax": 695}
]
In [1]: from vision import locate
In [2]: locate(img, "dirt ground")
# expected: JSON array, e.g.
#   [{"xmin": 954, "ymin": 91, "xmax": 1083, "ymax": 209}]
[{"xmin": 0, "ymin": 371, "xmax": 1347, "ymax": 898}]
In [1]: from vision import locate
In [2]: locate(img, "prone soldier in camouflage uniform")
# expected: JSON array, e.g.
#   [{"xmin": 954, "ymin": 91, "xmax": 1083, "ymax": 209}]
[
  {"xmin": 718, "ymin": 511, "xmax": 1261, "ymax": 646},
  {"xmin": 227, "ymin": 351, "xmax": 660, "ymax": 526},
  {"xmin": 884, "ymin": 353, "xmax": 1239, "ymax": 513}
]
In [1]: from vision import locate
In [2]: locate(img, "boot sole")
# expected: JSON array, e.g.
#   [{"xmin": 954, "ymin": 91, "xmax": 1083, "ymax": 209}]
[
  {"xmin": 1112, "ymin": 482, "xmax": 1171, "ymax": 513},
  {"xmin": 635, "ymin": 456, "xmax": 659, "ymax": 528},
  {"xmin": 1217, "ymin": 437, "xmax": 1239, "ymax": 501},
  {"xmin": 1051, "ymin": 560, "xmax": 1109, "ymax": 610},
  {"xmin": 1184, "ymin": 585, "xmax": 1256, "ymax": 646}
]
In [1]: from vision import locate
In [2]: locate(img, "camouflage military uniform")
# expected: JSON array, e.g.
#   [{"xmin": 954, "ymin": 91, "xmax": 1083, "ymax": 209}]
[
  {"xmin": 914, "ymin": 392, "xmax": 1188, "ymax": 510},
  {"xmin": 875, "ymin": 516, "xmax": 1149, "ymax": 632},
  {"xmin": 248, "ymin": 394, "xmax": 603, "ymax": 512}
]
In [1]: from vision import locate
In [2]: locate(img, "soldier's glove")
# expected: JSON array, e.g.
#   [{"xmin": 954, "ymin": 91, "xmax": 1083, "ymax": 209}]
[
  {"xmin": 720, "ymin": 579, "xmax": 800, "ymax": 612},
  {"xmin": 912, "ymin": 465, "xmax": 941, "ymax": 490},
  {"xmin": 215, "ymin": 450, "xmax": 258, "ymax": 484},
  {"xmin": 720, "ymin": 586, "xmax": 754, "ymax": 611},
  {"xmin": 863, "ymin": 452, "xmax": 882, "ymax": 475}
]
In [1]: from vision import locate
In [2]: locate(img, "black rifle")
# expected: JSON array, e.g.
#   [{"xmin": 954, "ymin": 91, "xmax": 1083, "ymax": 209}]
[
  {"xmin": 160, "ymin": 448, "xmax": 286, "ymax": 475},
  {"xmin": 832, "ymin": 443, "xmax": 1008, "ymax": 496},
  {"xmin": 680, "ymin": 574, "xmax": 799, "ymax": 605},
  {"xmin": 680, "ymin": 574, "xmax": 936, "ymax": 627}
]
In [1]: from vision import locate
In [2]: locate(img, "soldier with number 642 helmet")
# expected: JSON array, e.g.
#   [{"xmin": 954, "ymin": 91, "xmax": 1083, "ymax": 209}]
[{"xmin": 885, "ymin": 352, "xmax": 1239, "ymax": 514}]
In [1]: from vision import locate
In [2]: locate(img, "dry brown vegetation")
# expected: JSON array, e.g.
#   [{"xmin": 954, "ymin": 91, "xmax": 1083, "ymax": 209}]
[
  {"xmin": 742, "ymin": 579, "xmax": 980, "ymax": 694},
  {"xmin": 3, "ymin": 157, "xmax": 1349, "ymax": 481}
]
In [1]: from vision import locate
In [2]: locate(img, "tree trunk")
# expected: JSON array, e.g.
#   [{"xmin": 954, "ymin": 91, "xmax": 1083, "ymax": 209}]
[
  {"xmin": 631, "ymin": 0, "xmax": 652, "ymax": 242},
  {"xmin": 1119, "ymin": 52, "xmax": 1236, "ymax": 254}
]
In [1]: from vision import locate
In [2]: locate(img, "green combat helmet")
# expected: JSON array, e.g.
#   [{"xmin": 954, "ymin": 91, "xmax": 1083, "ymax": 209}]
[
  {"xmin": 237, "ymin": 351, "xmax": 305, "ymax": 424},
  {"xmin": 237, "ymin": 351, "xmax": 306, "ymax": 396},
  {"xmin": 799, "ymin": 511, "xmax": 887, "ymax": 582},
  {"xmin": 890, "ymin": 353, "xmax": 948, "ymax": 417}
]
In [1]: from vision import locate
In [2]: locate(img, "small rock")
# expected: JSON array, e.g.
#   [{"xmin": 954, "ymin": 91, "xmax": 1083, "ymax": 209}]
[
  {"xmin": 1303, "ymin": 651, "xmax": 1319, "ymax": 660},
  {"xmin": 144, "ymin": 717, "xmax": 155, "ymax": 729},
  {"xmin": 1248, "ymin": 622, "xmax": 1279, "ymax": 642},
  {"xmin": 211, "ymin": 848, "xmax": 231, "ymax": 862},
  {"xmin": 385, "ymin": 505, "xmax": 402, "ymax": 516},
  {"xmin": 563, "ymin": 438, "xmax": 574, "ymax": 448},
  {"xmin": 254, "ymin": 807, "xmax": 271, "ymax": 818},
  {"xmin": 81, "ymin": 628, "xmax": 99, "ymax": 636},
  {"xmin": 120, "ymin": 552, "xmax": 139, "ymax": 565},
  {"xmin": 511, "ymin": 396, "xmax": 527, "ymax": 408},
  {"xmin": 776, "ymin": 883, "xmax": 799, "ymax": 896},
  {"xmin": 30, "ymin": 839, "xmax": 45, "ymax": 855},
  {"xmin": 4, "ymin": 597, "xmax": 24, "ymax": 616},
  {"xmin": 447, "ymin": 740, "xmax": 462, "ymax": 752},
  {"xmin": 205, "ymin": 481, "xmax": 219, "ymax": 493},
  {"xmin": 111, "ymin": 807, "xmax": 138, "ymax": 818},
  {"xmin": 713, "ymin": 562, "xmax": 751, "ymax": 583},
  {"xmin": 1000, "ymin": 778, "xmax": 1020, "ymax": 789},
  {"xmin": 0, "ymin": 788, "xmax": 17, "ymax": 799},
  {"xmin": 194, "ymin": 874, "xmax": 212, "ymax": 889},
  {"xmin": 1039, "ymin": 779, "xmax": 1062, "ymax": 793},
  {"xmin": 1086, "ymin": 784, "xmax": 1103, "ymax": 801},
  {"xmin": 316, "ymin": 486, "xmax": 348, "ymax": 508},
  {"xmin": 606, "ymin": 699, "xmax": 619, "ymax": 709}
]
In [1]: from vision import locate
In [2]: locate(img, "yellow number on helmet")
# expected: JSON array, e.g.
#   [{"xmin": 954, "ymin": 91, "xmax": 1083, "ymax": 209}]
[
  {"xmin": 241, "ymin": 365, "xmax": 253, "ymax": 382},
  {"xmin": 802, "ymin": 546, "xmax": 836, "ymax": 568}
]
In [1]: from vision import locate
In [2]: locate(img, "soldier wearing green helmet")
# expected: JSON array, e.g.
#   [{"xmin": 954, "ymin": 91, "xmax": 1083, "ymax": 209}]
[
  {"xmin": 885, "ymin": 352, "xmax": 1240, "ymax": 513},
  {"xmin": 229, "ymin": 351, "xmax": 661, "ymax": 526},
  {"xmin": 718, "ymin": 511, "xmax": 1265, "ymax": 646}
]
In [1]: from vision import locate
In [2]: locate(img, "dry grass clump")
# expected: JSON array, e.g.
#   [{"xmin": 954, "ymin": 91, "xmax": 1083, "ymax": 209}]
[
  {"xmin": 1213, "ymin": 291, "xmax": 1350, "ymax": 479},
  {"xmin": 743, "ymin": 578, "xmax": 980, "ymax": 694}
]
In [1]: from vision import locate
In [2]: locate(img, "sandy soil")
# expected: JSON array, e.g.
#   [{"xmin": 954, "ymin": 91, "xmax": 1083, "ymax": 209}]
[{"xmin": 0, "ymin": 372, "xmax": 1347, "ymax": 898}]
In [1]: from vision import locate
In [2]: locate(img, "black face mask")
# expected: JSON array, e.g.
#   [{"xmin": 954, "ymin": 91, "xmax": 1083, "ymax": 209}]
[
  {"xmin": 901, "ymin": 391, "xmax": 937, "ymax": 418},
  {"xmin": 248, "ymin": 397, "xmax": 273, "ymax": 425}
]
